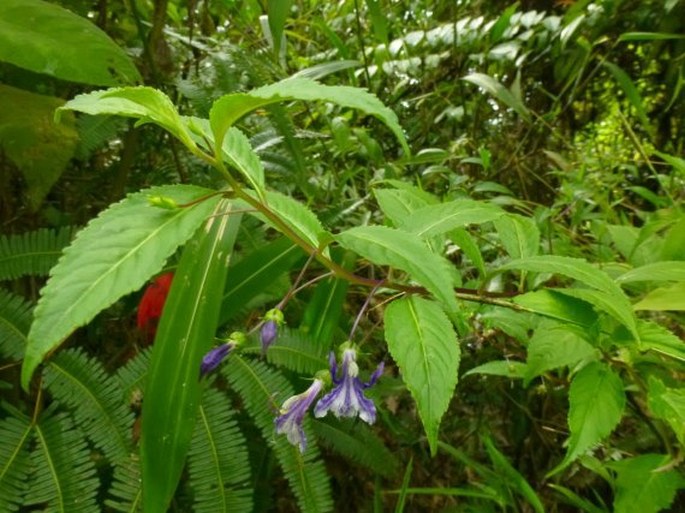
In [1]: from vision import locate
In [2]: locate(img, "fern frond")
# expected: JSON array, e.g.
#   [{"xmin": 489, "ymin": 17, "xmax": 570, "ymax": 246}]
[
  {"xmin": 43, "ymin": 348, "xmax": 134, "ymax": 462},
  {"xmin": 263, "ymin": 328, "xmax": 329, "ymax": 375},
  {"xmin": 115, "ymin": 348, "xmax": 151, "ymax": 397},
  {"xmin": 105, "ymin": 455, "xmax": 142, "ymax": 513},
  {"xmin": 26, "ymin": 408, "xmax": 99, "ymax": 513},
  {"xmin": 224, "ymin": 355, "xmax": 333, "ymax": 513},
  {"xmin": 75, "ymin": 114, "xmax": 126, "ymax": 160},
  {"xmin": 187, "ymin": 387, "xmax": 253, "ymax": 512},
  {"xmin": 0, "ymin": 226, "xmax": 75, "ymax": 281},
  {"xmin": 0, "ymin": 289, "xmax": 32, "ymax": 360},
  {"xmin": 312, "ymin": 418, "xmax": 399, "ymax": 478},
  {"xmin": 0, "ymin": 408, "xmax": 33, "ymax": 512}
]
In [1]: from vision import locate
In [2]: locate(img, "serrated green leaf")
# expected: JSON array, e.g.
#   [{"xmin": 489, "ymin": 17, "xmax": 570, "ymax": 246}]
[
  {"xmin": 0, "ymin": 0, "xmax": 140, "ymax": 85},
  {"xmin": 141, "ymin": 200, "xmax": 241, "ymax": 513},
  {"xmin": 463, "ymin": 360, "xmax": 527, "ymax": 379},
  {"xmin": 22, "ymin": 185, "xmax": 222, "ymax": 390},
  {"xmin": 257, "ymin": 190, "xmax": 329, "ymax": 251},
  {"xmin": 551, "ymin": 362, "xmax": 625, "ymax": 475},
  {"xmin": 462, "ymin": 73, "xmax": 531, "ymax": 121},
  {"xmin": 398, "ymin": 199, "xmax": 503, "ymax": 239},
  {"xmin": 638, "ymin": 320, "xmax": 685, "ymax": 361},
  {"xmin": 374, "ymin": 188, "xmax": 430, "ymax": 226},
  {"xmin": 494, "ymin": 214, "xmax": 540, "ymax": 259},
  {"xmin": 648, "ymin": 377, "xmax": 685, "ymax": 445},
  {"xmin": 634, "ymin": 282, "xmax": 685, "ymax": 311},
  {"xmin": 555, "ymin": 288, "xmax": 638, "ymax": 339},
  {"xmin": 185, "ymin": 117, "xmax": 265, "ymax": 200},
  {"xmin": 384, "ymin": 296, "xmax": 459, "ymax": 455},
  {"xmin": 336, "ymin": 226, "xmax": 458, "ymax": 312},
  {"xmin": 209, "ymin": 77, "xmax": 409, "ymax": 158},
  {"xmin": 58, "ymin": 87, "xmax": 196, "ymax": 151},
  {"xmin": 524, "ymin": 324, "xmax": 598, "ymax": 385},
  {"xmin": 513, "ymin": 289, "xmax": 598, "ymax": 328},
  {"xmin": 499, "ymin": 255, "xmax": 636, "ymax": 336},
  {"xmin": 616, "ymin": 261, "xmax": 685, "ymax": 284},
  {"xmin": 609, "ymin": 454, "xmax": 685, "ymax": 513},
  {"xmin": 0, "ymin": 85, "xmax": 78, "ymax": 210}
]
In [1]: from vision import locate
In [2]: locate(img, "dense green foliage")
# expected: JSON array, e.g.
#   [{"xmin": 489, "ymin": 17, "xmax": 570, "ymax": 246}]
[{"xmin": 1, "ymin": 0, "xmax": 685, "ymax": 512}]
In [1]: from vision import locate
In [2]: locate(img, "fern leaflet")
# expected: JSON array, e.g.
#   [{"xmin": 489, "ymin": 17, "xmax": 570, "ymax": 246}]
[
  {"xmin": 312, "ymin": 418, "xmax": 399, "ymax": 478},
  {"xmin": 106, "ymin": 454, "xmax": 142, "ymax": 513},
  {"xmin": 0, "ymin": 408, "xmax": 33, "ymax": 512},
  {"xmin": 188, "ymin": 387, "xmax": 253, "ymax": 512},
  {"xmin": 43, "ymin": 348, "xmax": 134, "ymax": 462},
  {"xmin": 25, "ymin": 408, "xmax": 99, "ymax": 512},
  {"xmin": 224, "ymin": 355, "xmax": 333, "ymax": 513},
  {"xmin": 0, "ymin": 289, "xmax": 32, "ymax": 361},
  {"xmin": 0, "ymin": 226, "xmax": 75, "ymax": 281},
  {"xmin": 263, "ymin": 328, "xmax": 329, "ymax": 375}
]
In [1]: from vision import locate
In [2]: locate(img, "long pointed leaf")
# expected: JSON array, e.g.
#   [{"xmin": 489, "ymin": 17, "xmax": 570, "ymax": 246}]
[
  {"xmin": 140, "ymin": 200, "xmax": 241, "ymax": 513},
  {"xmin": 22, "ymin": 185, "xmax": 222, "ymax": 389}
]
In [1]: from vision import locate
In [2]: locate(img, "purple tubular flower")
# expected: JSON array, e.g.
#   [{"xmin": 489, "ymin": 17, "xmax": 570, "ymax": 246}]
[
  {"xmin": 260, "ymin": 320, "xmax": 278, "ymax": 353},
  {"xmin": 314, "ymin": 348, "xmax": 384, "ymax": 424},
  {"xmin": 275, "ymin": 379, "xmax": 324, "ymax": 453},
  {"xmin": 200, "ymin": 343, "xmax": 234, "ymax": 376}
]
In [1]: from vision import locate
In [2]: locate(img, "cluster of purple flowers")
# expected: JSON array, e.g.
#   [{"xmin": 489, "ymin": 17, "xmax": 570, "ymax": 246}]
[
  {"xmin": 198, "ymin": 308, "xmax": 383, "ymax": 454},
  {"xmin": 275, "ymin": 347, "xmax": 383, "ymax": 453}
]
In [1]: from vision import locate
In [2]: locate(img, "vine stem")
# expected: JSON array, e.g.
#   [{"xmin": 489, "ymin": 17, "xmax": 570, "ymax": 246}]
[{"xmin": 192, "ymin": 143, "xmax": 529, "ymax": 312}]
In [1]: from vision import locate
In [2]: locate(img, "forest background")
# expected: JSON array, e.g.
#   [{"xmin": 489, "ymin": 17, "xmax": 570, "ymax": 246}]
[{"xmin": 1, "ymin": 0, "xmax": 685, "ymax": 512}]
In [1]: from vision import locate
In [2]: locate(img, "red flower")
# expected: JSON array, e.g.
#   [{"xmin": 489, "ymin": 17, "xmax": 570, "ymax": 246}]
[{"xmin": 137, "ymin": 272, "xmax": 174, "ymax": 339}]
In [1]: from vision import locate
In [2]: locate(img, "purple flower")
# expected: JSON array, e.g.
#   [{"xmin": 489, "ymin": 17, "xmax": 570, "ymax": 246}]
[
  {"xmin": 314, "ymin": 348, "xmax": 383, "ymax": 424},
  {"xmin": 260, "ymin": 320, "xmax": 278, "ymax": 352},
  {"xmin": 275, "ymin": 379, "xmax": 324, "ymax": 453},
  {"xmin": 200, "ymin": 343, "xmax": 234, "ymax": 376}
]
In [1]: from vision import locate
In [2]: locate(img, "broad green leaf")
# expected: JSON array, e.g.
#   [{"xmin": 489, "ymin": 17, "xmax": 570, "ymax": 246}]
[
  {"xmin": 609, "ymin": 454, "xmax": 685, "ymax": 513},
  {"xmin": 524, "ymin": 324, "xmax": 597, "ymax": 385},
  {"xmin": 494, "ymin": 214, "xmax": 540, "ymax": 259},
  {"xmin": 0, "ymin": 85, "xmax": 78, "ymax": 210},
  {"xmin": 483, "ymin": 436, "xmax": 545, "ymax": 513},
  {"xmin": 498, "ymin": 255, "xmax": 626, "ymax": 297},
  {"xmin": 335, "ymin": 226, "xmax": 458, "ymax": 312},
  {"xmin": 209, "ymin": 77, "xmax": 409, "ymax": 158},
  {"xmin": 57, "ymin": 87, "xmax": 197, "ymax": 152},
  {"xmin": 554, "ymin": 288, "xmax": 638, "ymax": 339},
  {"xmin": 449, "ymin": 228, "xmax": 486, "ymax": 278},
  {"xmin": 374, "ymin": 188, "xmax": 430, "ymax": 226},
  {"xmin": 462, "ymin": 73, "xmax": 531, "ymax": 121},
  {"xmin": 616, "ymin": 261, "xmax": 685, "ymax": 284},
  {"xmin": 634, "ymin": 282, "xmax": 685, "ymax": 311},
  {"xmin": 513, "ymin": 289, "xmax": 598, "ymax": 328},
  {"xmin": 551, "ymin": 362, "xmax": 625, "ymax": 474},
  {"xmin": 219, "ymin": 237, "xmax": 303, "ymax": 325},
  {"xmin": 254, "ymin": 190, "xmax": 329, "ymax": 251},
  {"xmin": 384, "ymin": 296, "xmax": 459, "ymax": 455},
  {"xmin": 463, "ymin": 360, "xmax": 527, "ymax": 379},
  {"xmin": 185, "ymin": 117, "xmax": 265, "ymax": 200},
  {"xmin": 398, "ymin": 199, "xmax": 503, "ymax": 239},
  {"xmin": 141, "ymin": 200, "xmax": 241, "ymax": 513},
  {"xmin": 648, "ymin": 377, "xmax": 685, "ymax": 445},
  {"xmin": 22, "ymin": 185, "xmax": 222, "ymax": 389},
  {"xmin": 0, "ymin": 0, "xmax": 140, "ymax": 85},
  {"xmin": 638, "ymin": 320, "xmax": 685, "ymax": 361}
]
